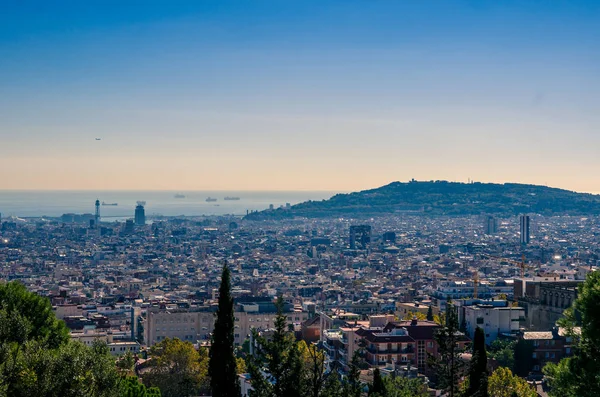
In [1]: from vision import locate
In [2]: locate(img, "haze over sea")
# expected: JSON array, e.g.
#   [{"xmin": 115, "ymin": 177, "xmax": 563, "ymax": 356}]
[{"xmin": 0, "ymin": 191, "xmax": 337, "ymax": 218}]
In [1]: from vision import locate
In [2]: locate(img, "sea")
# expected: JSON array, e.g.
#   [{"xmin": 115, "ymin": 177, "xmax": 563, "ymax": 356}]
[{"xmin": 0, "ymin": 191, "xmax": 338, "ymax": 219}]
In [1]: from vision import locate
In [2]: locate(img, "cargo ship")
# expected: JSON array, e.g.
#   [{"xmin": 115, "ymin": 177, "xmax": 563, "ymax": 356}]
[
  {"xmin": 205, "ymin": 197, "xmax": 217, "ymax": 202},
  {"xmin": 102, "ymin": 202, "xmax": 118, "ymax": 206},
  {"xmin": 224, "ymin": 196, "xmax": 240, "ymax": 201}
]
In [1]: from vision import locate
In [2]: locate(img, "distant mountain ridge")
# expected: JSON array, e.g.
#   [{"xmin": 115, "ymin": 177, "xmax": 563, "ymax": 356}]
[{"xmin": 244, "ymin": 180, "xmax": 600, "ymax": 219}]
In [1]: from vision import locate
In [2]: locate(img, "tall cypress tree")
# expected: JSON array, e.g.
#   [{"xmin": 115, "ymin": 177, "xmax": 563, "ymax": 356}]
[
  {"xmin": 369, "ymin": 367, "xmax": 385, "ymax": 396},
  {"xmin": 209, "ymin": 263, "xmax": 241, "ymax": 397},
  {"xmin": 427, "ymin": 306, "xmax": 434, "ymax": 321},
  {"xmin": 430, "ymin": 303, "xmax": 465, "ymax": 397},
  {"xmin": 467, "ymin": 327, "xmax": 488, "ymax": 397}
]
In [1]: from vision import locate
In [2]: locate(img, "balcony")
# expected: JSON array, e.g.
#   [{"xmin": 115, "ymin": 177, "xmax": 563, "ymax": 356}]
[{"xmin": 366, "ymin": 346, "xmax": 414, "ymax": 355}]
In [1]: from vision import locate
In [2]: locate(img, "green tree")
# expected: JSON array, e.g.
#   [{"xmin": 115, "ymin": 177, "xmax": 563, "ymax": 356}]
[
  {"xmin": 543, "ymin": 271, "xmax": 600, "ymax": 396},
  {"xmin": 426, "ymin": 306, "xmax": 434, "ymax": 321},
  {"xmin": 467, "ymin": 327, "xmax": 488, "ymax": 397},
  {"xmin": 488, "ymin": 367, "xmax": 536, "ymax": 397},
  {"xmin": 513, "ymin": 339, "xmax": 534, "ymax": 377},
  {"xmin": 121, "ymin": 376, "xmax": 161, "ymax": 397},
  {"xmin": 344, "ymin": 351, "xmax": 363, "ymax": 397},
  {"xmin": 383, "ymin": 376, "xmax": 428, "ymax": 397},
  {"xmin": 321, "ymin": 372, "xmax": 344, "ymax": 397},
  {"xmin": 402, "ymin": 311, "xmax": 426, "ymax": 321},
  {"xmin": 297, "ymin": 340, "xmax": 325, "ymax": 397},
  {"xmin": 488, "ymin": 339, "xmax": 515, "ymax": 370},
  {"xmin": 0, "ymin": 281, "xmax": 69, "ymax": 348},
  {"xmin": 369, "ymin": 368, "xmax": 385, "ymax": 396},
  {"xmin": 142, "ymin": 338, "xmax": 209, "ymax": 397},
  {"xmin": 209, "ymin": 264, "xmax": 241, "ymax": 397},
  {"xmin": 0, "ymin": 282, "xmax": 120, "ymax": 396},
  {"xmin": 5, "ymin": 339, "xmax": 121, "ymax": 397},
  {"xmin": 247, "ymin": 297, "xmax": 304, "ymax": 397},
  {"xmin": 117, "ymin": 351, "xmax": 137, "ymax": 376},
  {"xmin": 429, "ymin": 303, "xmax": 465, "ymax": 397}
]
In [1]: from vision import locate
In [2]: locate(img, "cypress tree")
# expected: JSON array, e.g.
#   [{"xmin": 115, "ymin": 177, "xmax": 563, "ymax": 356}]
[
  {"xmin": 427, "ymin": 306, "xmax": 434, "ymax": 321},
  {"xmin": 467, "ymin": 327, "xmax": 488, "ymax": 397},
  {"xmin": 369, "ymin": 367, "xmax": 385, "ymax": 396},
  {"xmin": 209, "ymin": 263, "xmax": 241, "ymax": 397}
]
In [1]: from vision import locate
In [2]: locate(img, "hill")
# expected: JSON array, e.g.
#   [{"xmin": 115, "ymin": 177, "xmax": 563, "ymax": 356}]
[{"xmin": 244, "ymin": 180, "xmax": 600, "ymax": 219}]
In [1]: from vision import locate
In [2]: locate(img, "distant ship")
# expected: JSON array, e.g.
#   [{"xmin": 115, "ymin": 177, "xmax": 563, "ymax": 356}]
[
  {"xmin": 206, "ymin": 197, "xmax": 217, "ymax": 202},
  {"xmin": 174, "ymin": 194, "xmax": 185, "ymax": 199},
  {"xmin": 102, "ymin": 202, "xmax": 118, "ymax": 206},
  {"xmin": 224, "ymin": 196, "xmax": 241, "ymax": 201}
]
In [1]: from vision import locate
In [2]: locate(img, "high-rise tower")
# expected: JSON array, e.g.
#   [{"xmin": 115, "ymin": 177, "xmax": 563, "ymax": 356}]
[
  {"xmin": 135, "ymin": 201, "xmax": 146, "ymax": 226},
  {"xmin": 520, "ymin": 215, "xmax": 530, "ymax": 244},
  {"xmin": 484, "ymin": 215, "xmax": 497, "ymax": 235},
  {"xmin": 94, "ymin": 199, "xmax": 100, "ymax": 226}
]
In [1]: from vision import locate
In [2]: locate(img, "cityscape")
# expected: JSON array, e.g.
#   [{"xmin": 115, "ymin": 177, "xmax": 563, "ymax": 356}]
[
  {"xmin": 1, "ymin": 1, "xmax": 599, "ymax": 397},
  {"xmin": 1, "ymin": 184, "xmax": 598, "ymax": 396}
]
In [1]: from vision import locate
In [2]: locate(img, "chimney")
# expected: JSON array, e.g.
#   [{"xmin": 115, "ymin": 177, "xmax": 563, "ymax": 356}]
[{"xmin": 411, "ymin": 317, "xmax": 418, "ymax": 326}]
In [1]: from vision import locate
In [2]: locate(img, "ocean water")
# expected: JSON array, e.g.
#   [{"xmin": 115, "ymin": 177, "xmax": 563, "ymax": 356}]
[{"xmin": 0, "ymin": 191, "xmax": 338, "ymax": 218}]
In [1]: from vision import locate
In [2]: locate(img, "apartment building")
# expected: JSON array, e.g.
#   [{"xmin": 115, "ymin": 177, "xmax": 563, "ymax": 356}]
[{"xmin": 145, "ymin": 300, "xmax": 308, "ymax": 346}]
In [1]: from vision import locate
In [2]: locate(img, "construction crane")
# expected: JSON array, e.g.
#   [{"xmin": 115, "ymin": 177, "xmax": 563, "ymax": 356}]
[{"xmin": 480, "ymin": 254, "xmax": 535, "ymax": 278}]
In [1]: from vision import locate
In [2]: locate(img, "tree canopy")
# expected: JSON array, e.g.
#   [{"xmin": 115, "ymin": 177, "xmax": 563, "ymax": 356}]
[
  {"xmin": 142, "ymin": 338, "xmax": 209, "ymax": 397},
  {"xmin": 488, "ymin": 367, "xmax": 537, "ymax": 397},
  {"xmin": 543, "ymin": 271, "xmax": 600, "ymax": 396}
]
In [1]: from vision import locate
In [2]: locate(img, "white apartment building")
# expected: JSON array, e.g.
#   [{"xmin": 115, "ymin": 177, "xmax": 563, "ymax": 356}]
[
  {"xmin": 459, "ymin": 303, "xmax": 524, "ymax": 343},
  {"xmin": 145, "ymin": 303, "xmax": 308, "ymax": 347},
  {"xmin": 70, "ymin": 328, "xmax": 140, "ymax": 356}
]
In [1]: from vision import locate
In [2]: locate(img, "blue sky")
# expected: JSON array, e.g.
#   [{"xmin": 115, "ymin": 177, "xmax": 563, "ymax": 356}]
[{"xmin": 1, "ymin": 1, "xmax": 598, "ymax": 191}]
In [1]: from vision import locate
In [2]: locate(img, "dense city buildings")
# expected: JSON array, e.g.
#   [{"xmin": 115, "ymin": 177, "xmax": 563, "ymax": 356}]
[{"xmin": 0, "ymin": 198, "xmax": 598, "ymax": 393}]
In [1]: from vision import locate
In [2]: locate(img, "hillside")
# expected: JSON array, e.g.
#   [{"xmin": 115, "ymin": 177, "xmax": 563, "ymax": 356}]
[{"xmin": 244, "ymin": 180, "xmax": 600, "ymax": 219}]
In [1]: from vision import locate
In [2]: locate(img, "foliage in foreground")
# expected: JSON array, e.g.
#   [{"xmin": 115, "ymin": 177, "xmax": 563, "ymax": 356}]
[
  {"xmin": 0, "ymin": 281, "xmax": 122, "ymax": 397},
  {"xmin": 487, "ymin": 367, "xmax": 537, "ymax": 397},
  {"xmin": 142, "ymin": 337, "xmax": 209, "ymax": 397},
  {"xmin": 543, "ymin": 271, "xmax": 600, "ymax": 396}
]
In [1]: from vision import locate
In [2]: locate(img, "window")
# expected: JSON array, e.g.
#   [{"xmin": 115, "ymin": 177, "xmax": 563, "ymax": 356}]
[
  {"xmin": 551, "ymin": 352, "xmax": 555, "ymax": 358},
  {"xmin": 532, "ymin": 353, "xmax": 537, "ymax": 359},
  {"xmin": 235, "ymin": 334, "xmax": 240, "ymax": 338},
  {"xmin": 477, "ymin": 317, "xmax": 484, "ymax": 324},
  {"xmin": 545, "ymin": 352, "xmax": 550, "ymax": 358},
  {"xmin": 427, "ymin": 342, "xmax": 433, "ymax": 348}
]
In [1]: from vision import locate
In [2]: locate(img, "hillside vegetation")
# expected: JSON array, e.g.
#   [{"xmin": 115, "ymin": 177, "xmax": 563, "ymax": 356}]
[{"xmin": 245, "ymin": 180, "xmax": 600, "ymax": 219}]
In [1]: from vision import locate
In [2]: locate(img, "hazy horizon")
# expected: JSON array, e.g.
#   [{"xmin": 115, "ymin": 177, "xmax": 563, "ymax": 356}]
[{"xmin": 1, "ymin": 1, "xmax": 598, "ymax": 192}]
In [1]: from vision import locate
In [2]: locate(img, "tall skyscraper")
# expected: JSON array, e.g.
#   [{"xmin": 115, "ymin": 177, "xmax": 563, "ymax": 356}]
[
  {"xmin": 349, "ymin": 225, "xmax": 371, "ymax": 249},
  {"xmin": 134, "ymin": 202, "xmax": 146, "ymax": 226},
  {"xmin": 520, "ymin": 215, "xmax": 530, "ymax": 244},
  {"xmin": 484, "ymin": 215, "xmax": 497, "ymax": 235}
]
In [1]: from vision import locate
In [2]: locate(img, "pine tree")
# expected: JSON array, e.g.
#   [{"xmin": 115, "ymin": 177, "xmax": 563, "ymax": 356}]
[
  {"xmin": 209, "ymin": 263, "xmax": 241, "ymax": 397},
  {"xmin": 321, "ymin": 372, "xmax": 344, "ymax": 397},
  {"xmin": 429, "ymin": 303, "xmax": 465, "ymax": 397},
  {"xmin": 426, "ymin": 306, "xmax": 434, "ymax": 322},
  {"xmin": 467, "ymin": 327, "xmax": 488, "ymax": 397},
  {"xmin": 369, "ymin": 368, "xmax": 385, "ymax": 396},
  {"xmin": 344, "ymin": 351, "xmax": 363, "ymax": 397},
  {"xmin": 248, "ymin": 297, "xmax": 305, "ymax": 397}
]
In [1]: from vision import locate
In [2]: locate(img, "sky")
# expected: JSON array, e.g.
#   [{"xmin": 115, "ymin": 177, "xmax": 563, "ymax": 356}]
[{"xmin": 0, "ymin": 1, "xmax": 599, "ymax": 192}]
